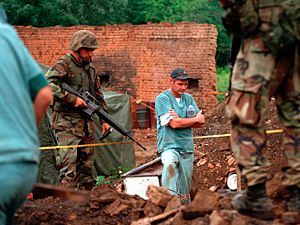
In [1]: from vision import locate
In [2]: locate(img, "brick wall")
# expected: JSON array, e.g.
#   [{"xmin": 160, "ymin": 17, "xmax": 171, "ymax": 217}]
[{"xmin": 15, "ymin": 22, "xmax": 218, "ymax": 110}]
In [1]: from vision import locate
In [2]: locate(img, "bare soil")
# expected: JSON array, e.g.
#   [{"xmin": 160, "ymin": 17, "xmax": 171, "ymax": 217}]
[{"xmin": 16, "ymin": 98, "xmax": 292, "ymax": 225}]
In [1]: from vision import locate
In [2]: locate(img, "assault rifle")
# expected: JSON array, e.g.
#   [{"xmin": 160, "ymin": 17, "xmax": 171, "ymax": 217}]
[{"xmin": 61, "ymin": 83, "xmax": 146, "ymax": 151}]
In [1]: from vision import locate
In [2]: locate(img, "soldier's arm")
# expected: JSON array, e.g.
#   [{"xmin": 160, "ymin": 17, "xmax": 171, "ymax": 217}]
[{"xmin": 45, "ymin": 60, "xmax": 77, "ymax": 105}]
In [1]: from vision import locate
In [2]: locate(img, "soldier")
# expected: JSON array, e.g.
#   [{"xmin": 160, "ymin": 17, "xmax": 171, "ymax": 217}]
[
  {"xmin": 222, "ymin": 0, "xmax": 300, "ymax": 220},
  {"xmin": 46, "ymin": 30, "xmax": 110, "ymax": 190}
]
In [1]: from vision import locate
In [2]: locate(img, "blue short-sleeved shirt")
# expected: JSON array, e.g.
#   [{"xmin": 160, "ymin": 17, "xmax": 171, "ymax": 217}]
[
  {"xmin": 155, "ymin": 90, "xmax": 199, "ymax": 153},
  {"xmin": 0, "ymin": 21, "xmax": 48, "ymax": 163}
]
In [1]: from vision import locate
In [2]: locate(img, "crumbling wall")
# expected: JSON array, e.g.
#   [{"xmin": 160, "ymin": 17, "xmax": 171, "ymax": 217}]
[{"xmin": 15, "ymin": 22, "xmax": 218, "ymax": 110}]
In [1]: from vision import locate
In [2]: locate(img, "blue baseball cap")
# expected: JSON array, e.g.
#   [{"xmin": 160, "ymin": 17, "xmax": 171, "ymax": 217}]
[{"xmin": 170, "ymin": 68, "xmax": 191, "ymax": 80}]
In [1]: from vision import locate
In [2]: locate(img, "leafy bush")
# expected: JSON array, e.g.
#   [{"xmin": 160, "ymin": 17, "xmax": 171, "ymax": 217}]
[
  {"xmin": 95, "ymin": 164, "xmax": 133, "ymax": 186},
  {"xmin": 96, "ymin": 175, "xmax": 112, "ymax": 186},
  {"xmin": 216, "ymin": 66, "xmax": 230, "ymax": 101}
]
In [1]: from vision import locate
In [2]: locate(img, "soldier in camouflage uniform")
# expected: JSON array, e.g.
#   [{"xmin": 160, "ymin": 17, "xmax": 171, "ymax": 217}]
[
  {"xmin": 46, "ymin": 30, "xmax": 110, "ymax": 190},
  {"xmin": 221, "ymin": 0, "xmax": 300, "ymax": 220}
]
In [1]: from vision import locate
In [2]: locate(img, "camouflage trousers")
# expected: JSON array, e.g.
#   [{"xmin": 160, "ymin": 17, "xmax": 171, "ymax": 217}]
[
  {"xmin": 226, "ymin": 32, "xmax": 300, "ymax": 187},
  {"xmin": 54, "ymin": 130, "xmax": 95, "ymax": 190}
]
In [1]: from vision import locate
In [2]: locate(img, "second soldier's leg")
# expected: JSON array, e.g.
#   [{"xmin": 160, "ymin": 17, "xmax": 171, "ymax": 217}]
[
  {"xmin": 77, "ymin": 144, "xmax": 94, "ymax": 190},
  {"xmin": 225, "ymin": 33, "xmax": 275, "ymax": 220},
  {"xmin": 276, "ymin": 48, "xmax": 300, "ymax": 213}
]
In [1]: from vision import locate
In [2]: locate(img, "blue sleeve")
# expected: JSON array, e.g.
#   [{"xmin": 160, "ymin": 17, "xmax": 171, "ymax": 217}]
[
  {"xmin": 29, "ymin": 73, "xmax": 49, "ymax": 100},
  {"xmin": 155, "ymin": 94, "xmax": 172, "ymax": 117}
]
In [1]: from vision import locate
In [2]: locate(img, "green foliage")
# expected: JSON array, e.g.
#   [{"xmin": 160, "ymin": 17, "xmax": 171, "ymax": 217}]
[
  {"xmin": 128, "ymin": 0, "xmax": 189, "ymax": 24},
  {"xmin": 95, "ymin": 164, "xmax": 133, "ymax": 186},
  {"xmin": 1, "ymin": 0, "xmax": 230, "ymax": 66},
  {"xmin": 216, "ymin": 66, "xmax": 230, "ymax": 101},
  {"xmin": 0, "ymin": 0, "xmax": 129, "ymax": 26},
  {"xmin": 108, "ymin": 164, "xmax": 133, "ymax": 178},
  {"xmin": 186, "ymin": 0, "xmax": 230, "ymax": 67},
  {"xmin": 96, "ymin": 175, "xmax": 112, "ymax": 186}
]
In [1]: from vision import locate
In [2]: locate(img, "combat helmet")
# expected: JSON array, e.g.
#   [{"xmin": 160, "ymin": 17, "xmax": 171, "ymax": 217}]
[{"xmin": 69, "ymin": 30, "xmax": 98, "ymax": 51}]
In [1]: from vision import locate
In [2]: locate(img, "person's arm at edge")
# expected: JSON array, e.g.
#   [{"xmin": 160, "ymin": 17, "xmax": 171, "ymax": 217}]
[
  {"xmin": 30, "ymin": 73, "xmax": 53, "ymax": 123},
  {"xmin": 33, "ymin": 86, "xmax": 53, "ymax": 123}
]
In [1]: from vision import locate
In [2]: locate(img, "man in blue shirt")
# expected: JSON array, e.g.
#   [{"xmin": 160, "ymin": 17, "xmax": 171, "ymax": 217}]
[
  {"xmin": 155, "ymin": 68, "xmax": 205, "ymax": 204},
  {"xmin": 0, "ymin": 5, "xmax": 53, "ymax": 225}
]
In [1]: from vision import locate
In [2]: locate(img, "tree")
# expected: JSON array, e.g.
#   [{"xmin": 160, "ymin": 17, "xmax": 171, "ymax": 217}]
[
  {"xmin": 186, "ymin": 0, "xmax": 230, "ymax": 66},
  {"xmin": 0, "ymin": 0, "xmax": 129, "ymax": 26},
  {"xmin": 128, "ymin": 0, "xmax": 189, "ymax": 24},
  {"xmin": 1, "ymin": 0, "xmax": 229, "ymax": 66}
]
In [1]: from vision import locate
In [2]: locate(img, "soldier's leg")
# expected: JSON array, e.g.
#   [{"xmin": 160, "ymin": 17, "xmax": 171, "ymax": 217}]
[
  {"xmin": 228, "ymin": 90, "xmax": 271, "ymax": 185},
  {"xmin": 38, "ymin": 150, "xmax": 59, "ymax": 185},
  {"xmin": 227, "ymin": 85, "xmax": 275, "ymax": 219},
  {"xmin": 225, "ymin": 34, "xmax": 276, "ymax": 220},
  {"xmin": 77, "ymin": 121, "xmax": 95, "ymax": 190},
  {"xmin": 54, "ymin": 130, "xmax": 79, "ymax": 188},
  {"xmin": 77, "ymin": 144, "xmax": 94, "ymax": 190},
  {"xmin": 276, "ymin": 49, "xmax": 300, "ymax": 212}
]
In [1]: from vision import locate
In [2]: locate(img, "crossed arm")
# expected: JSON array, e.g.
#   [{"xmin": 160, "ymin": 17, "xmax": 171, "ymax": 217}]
[{"xmin": 168, "ymin": 109, "xmax": 205, "ymax": 129}]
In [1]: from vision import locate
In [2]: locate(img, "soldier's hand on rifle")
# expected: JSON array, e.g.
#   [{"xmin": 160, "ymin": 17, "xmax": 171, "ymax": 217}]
[
  {"xmin": 74, "ymin": 97, "xmax": 87, "ymax": 108},
  {"xmin": 101, "ymin": 122, "xmax": 111, "ymax": 135}
]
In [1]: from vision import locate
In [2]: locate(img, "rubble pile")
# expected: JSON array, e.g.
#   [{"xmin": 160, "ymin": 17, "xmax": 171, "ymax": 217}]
[{"xmin": 17, "ymin": 181, "xmax": 297, "ymax": 225}]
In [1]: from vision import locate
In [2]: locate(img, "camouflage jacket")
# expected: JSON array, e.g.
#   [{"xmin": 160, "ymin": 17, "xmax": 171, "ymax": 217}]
[{"xmin": 46, "ymin": 53, "xmax": 108, "ymax": 121}]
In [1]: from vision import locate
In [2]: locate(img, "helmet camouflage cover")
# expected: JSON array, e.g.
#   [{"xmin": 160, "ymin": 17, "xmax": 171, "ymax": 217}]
[{"xmin": 69, "ymin": 30, "xmax": 99, "ymax": 51}]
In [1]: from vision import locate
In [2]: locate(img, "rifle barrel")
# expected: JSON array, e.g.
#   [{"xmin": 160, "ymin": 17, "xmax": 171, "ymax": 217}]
[
  {"xmin": 61, "ymin": 83, "xmax": 147, "ymax": 151},
  {"xmin": 95, "ymin": 111, "xmax": 147, "ymax": 151}
]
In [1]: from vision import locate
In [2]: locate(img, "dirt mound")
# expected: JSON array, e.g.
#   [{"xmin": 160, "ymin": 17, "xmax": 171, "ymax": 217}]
[
  {"xmin": 192, "ymin": 98, "xmax": 284, "ymax": 191},
  {"xmin": 16, "ymin": 186, "xmax": 146, "ymax": 225},
  {"xmin": 135, "ymin": 98, "xmax": 284, "ymax": 191}
]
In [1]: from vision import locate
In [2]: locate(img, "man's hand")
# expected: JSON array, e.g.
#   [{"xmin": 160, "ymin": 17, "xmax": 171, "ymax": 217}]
[
  {"xmin": 101, "ymin": 122, "xmax": 112, "ymax": 135},
  {"xmin": 195, "ymin": 111, "xmax": 205, "ymax": 126},
  {"xmin": 74, "ymin": 97, "xmax": 87, "ymax": 108},
  {"xmin": 169, "ymin": 109, "xmax": 179, "ymax": 119}
]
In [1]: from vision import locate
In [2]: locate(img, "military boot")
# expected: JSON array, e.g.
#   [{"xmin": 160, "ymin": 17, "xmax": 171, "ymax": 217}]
[
  {"xmin": 232, "ymin": 182, "xmax": 274, "ymax": 220},
  {"xmin": 286, "ymin": 186, "xmax": 300, "ymax": 212},
  {"xmin": 281, "ymin": 186, "xmax": 300, "ymax": 224}
]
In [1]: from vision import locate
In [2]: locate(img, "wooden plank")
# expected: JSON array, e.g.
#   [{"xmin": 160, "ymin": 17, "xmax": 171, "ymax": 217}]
[{"xmin": 32, "ymin": 183, "xmax": 90, "ymax": 202}]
